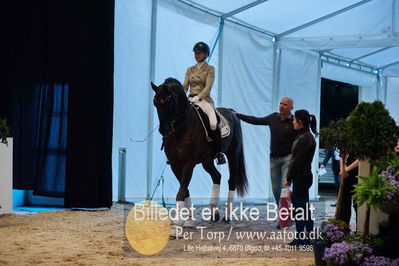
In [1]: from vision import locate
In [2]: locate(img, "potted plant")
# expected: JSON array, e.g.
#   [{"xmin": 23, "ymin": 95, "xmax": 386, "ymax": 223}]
[
  {"xmin": 354, "ymin": 156, "xmax": 399, "ymax": 216},
  {"xmin": 0, "ymin": 118, "xmax": 11, "ymax": 210},
  {"xmin": 379, "ymin": 164, "xmax": 399, "ymax": 215},
  {"xmin": 347, "ymin": 101, "xmax": 398, "ymax": 235},
  {"xmin": 313, "ymin": 218, "xmax": 351, "ymax": 266},
  {"xmin": 324, "ymin": 241, "xmax": 372, "ymax": 265},
  {"xmin": 0, "ymin": 118, "xmax": 11, "ymax": 145},
  {"xmin": 343, "ymin": 233, "xmax": 385, "ymax": 254},
  {"xmin": 352, "ymin": 170, "xmax": 393, "ymax": 211},
  {"xmin": 361, "ymin": 255, "xmax": 399, "ymax": 265},
  {"xmin": 321, "ymin": 218, "xmax": 351, "ymax": 246},
  {"xmin": 339, "ymin": 233, "xmax": 399, "ymax": 265},
  {"xmin": 320, "ymin": 118, "xmax": 352, "ymax": 219}
]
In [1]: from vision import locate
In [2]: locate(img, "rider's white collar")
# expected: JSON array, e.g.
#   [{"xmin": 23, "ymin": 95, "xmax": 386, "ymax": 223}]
[{"xmin": 196, "ymin": 61, "xmax": 205, "ymax": 69}]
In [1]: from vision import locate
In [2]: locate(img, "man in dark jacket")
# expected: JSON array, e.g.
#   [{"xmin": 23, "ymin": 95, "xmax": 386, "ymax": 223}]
[{"xmin": 235, "ymin": 97, "xmax": 296, "ymax": 209}]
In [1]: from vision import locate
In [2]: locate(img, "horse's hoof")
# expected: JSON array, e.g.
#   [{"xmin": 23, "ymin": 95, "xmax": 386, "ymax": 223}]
[
  {"xmin": 221, "ymin": 217, "xmax": 231, "ymax": 224},
  {"xmin": 210, "ymin": 211, "xmax": 220, "ymax": 223},
  {"xmin": 183, "ymin": 220, "xmax": 195, "ymax": 228},
  {"xmin": 170, "ymin": 225, "xmax": 183, "ymax": 239},
  {"xmin": 170, "ymin": 219, "xmax": 184, "ymax": 226}
]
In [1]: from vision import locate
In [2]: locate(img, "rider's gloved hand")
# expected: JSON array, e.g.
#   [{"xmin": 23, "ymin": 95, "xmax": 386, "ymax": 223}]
[{"xmin": 189, "ymin": 96, "xmax": 200, "ymax": 103}]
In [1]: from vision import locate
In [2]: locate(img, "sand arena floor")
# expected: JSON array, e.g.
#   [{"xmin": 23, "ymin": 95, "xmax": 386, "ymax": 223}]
[{"xmin": 0, "ymin": 202, "xmax": 334, "ymax": 265}]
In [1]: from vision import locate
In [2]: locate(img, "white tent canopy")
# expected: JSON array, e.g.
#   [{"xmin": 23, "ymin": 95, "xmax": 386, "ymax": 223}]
[{"xmin": 113, "ymin": 0, "xmax": 399, "ymax": 204}]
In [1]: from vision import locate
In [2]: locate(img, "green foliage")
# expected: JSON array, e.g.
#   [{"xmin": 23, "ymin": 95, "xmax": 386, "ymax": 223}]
[
  {"xmin": 374, "ymin": 152, "xmax": 399, "ymax": 173},
  {"xmin": 352, "ymin": 170, "xmax": 393, "ymax": 211},
  {"xmin": 348, "ymin": 101, "xmax": 397, "ymax": 162},
  {"xmin": 320, "ymin": 118, "xmax": 351, "ymax": 154},
  {"xmin": 0, "ymin": 118, "xmax": 11, "ymax": 145}
]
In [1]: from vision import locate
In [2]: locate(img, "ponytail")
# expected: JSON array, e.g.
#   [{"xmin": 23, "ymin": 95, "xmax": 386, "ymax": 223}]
[
  {"xmin": 294, "ymin": 109, "xmax": 318, "ymax": 136},
  {"xmin": 309, "ymin": 114, "xmax": 318, "ymax": 136}
]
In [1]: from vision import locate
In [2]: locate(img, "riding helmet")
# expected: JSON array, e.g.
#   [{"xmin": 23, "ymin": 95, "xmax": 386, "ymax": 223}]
[{"xmin": 193, "ymin": 42, "xmax": 210, "ymax": 55}]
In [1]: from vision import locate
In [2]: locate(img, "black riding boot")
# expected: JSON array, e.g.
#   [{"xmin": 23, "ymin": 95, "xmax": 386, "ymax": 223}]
[{"xmin": 211, "ymin": 128, "xmax": 226, "ymax": 165}]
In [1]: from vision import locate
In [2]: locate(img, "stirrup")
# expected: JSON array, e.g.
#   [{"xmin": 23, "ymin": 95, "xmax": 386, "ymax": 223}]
[{"xmin": 216, "ymin": 152, "xmax": 226, "ymax": 165}]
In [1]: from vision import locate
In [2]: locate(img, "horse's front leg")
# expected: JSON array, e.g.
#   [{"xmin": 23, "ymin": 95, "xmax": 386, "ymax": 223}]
[
  {"xmin": 170, "ymin": 163, "xmax": 195, "ymax": 236},
  {"xmin": 183, "ymin": 196, "xmax": 195, "ymax": 228}
]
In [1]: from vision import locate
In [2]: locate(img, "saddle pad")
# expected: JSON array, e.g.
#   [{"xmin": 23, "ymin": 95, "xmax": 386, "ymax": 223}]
[
  {"xmin": 193, "ymin": 103, "xmax": 231, "ymax": 139},
  {"xmin": 215, "ymin": 109, "xmax": 231, "ymax": 138}
]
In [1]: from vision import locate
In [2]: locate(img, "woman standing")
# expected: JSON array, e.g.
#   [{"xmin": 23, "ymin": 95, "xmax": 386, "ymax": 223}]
[
  {"xmin": 339, "ymin": 153, "xmax": 359, "ymax": 226},
  {"xmin": 182, "ymin": 42, "xmax": 225, "ymax": 165},
  {"xmin": 284, "ymin": 109, "xmax": 317, "ymax": 246}
]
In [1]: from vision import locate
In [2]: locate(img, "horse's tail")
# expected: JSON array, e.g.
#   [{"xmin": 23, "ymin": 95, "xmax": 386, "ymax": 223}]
[
  {"xmin": 235, "ymin": 143, "xmax": 248, "ymax": 197},
  {"xmin": 233, "ymin": 119, "xmax": 248, "ymax": 197}
]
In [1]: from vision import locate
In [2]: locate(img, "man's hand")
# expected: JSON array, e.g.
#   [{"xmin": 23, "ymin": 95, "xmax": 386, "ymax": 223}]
[{"xmin": 284, "ymin": 180, "xmax": 291, "ymax": 187}]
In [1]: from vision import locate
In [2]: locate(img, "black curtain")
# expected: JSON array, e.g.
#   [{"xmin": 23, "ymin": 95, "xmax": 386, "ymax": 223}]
[
  {"xmin": 65, "ymin": 0, "xmax": 114, "ymax": 208},
  {"xmin": 6, "ymin": 82, "xmax": 68, "ymax": 198},
  {"xmin": 35, "ymin": 84, "xmax": 69, "ymax": 197},
  {"xmin": 9, "ymin": 81, "xmax": 42, "ymax": 191},
  {"xmin": 1, "ymin": 0, "xmax": 114, "ymax": 208}
]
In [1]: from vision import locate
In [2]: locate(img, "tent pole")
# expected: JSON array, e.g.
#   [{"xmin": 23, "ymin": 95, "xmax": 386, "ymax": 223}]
[
  {"xmin": 319, "ymin": 52, "xmax": 378, "ymax": 75},
  {"xmin": 383, "ymin": 75, "xmax": 388, "ymax": 104},
  {"xmin": 271, "ymin": 41, "xmax": 281, "ymax": 112},
  {"xmin": 277, "ymin": 0, "xmax": 373, "ymax": 38},
  {"xmin": 177, "ymin": 0, "xmax": 275, "ymax": 38},
  {"xmin": 270, "ymin": 41, "xmax": 281, "ymax": 201},
  {"xmin": 393, "ymin": 0, "xmax": 397, "ymax": 34},
  {"xmin": 221, "ymin": 0, "xmax": 270, "ymax": 19},
  {"xmin": 147, "ymin": 0, "xmax": 158, "ymax": 200},
  {"xmin": 351, "ymin": 47, "xmax": 392, "ymax": 62},
  {"xmin": 380, "ymin": 60, "xmax": 399, "ymax": 69},
  {"xmin": 217, "ymin": 18, "xmax": 224, "ymax": 107},
  {"xmin": 314, "ymin": 56, "xmax": 322, "ymax": 201},
  {"xmin": 377, "ymin": 72, "xmax": 388, "ymax": 103},
  {"xmin": 118, "ymin": 148, "xmax": 127, "ymax": 203}
]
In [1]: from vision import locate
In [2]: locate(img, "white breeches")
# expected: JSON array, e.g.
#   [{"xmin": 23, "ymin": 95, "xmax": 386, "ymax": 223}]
[{"xmin": 196, "ymin": 99, "xmax": 217, "ymax": 130}]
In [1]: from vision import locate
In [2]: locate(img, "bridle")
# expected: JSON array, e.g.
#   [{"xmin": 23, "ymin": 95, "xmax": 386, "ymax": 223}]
[
  {"xmin": 153, "ymin": 88, "xmax": 189, "ymax": 138},
  {"xmin": 154, "ymin": 94, "xmax": 172, "ymax": 105}
]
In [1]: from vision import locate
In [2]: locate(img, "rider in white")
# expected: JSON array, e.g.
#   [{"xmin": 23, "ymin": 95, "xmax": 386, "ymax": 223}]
[{"xmin": 182, "ymin": 41, "xmax": 226, "ymax": 165}]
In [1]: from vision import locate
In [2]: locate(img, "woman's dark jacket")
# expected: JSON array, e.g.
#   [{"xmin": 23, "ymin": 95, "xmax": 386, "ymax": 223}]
[{"xmin": 286, "ymin": 128, "xmax": 316, "ymax": 183}]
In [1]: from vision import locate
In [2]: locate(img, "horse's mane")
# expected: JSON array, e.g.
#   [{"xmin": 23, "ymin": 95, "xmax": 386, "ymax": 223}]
[{"xmin": 163, "ymin": 78, "xmax": 186, "ymax": 99}]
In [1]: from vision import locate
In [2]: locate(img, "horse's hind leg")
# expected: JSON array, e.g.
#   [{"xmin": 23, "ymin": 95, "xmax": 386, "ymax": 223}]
[
  {"xmin": 223, "ymin": 152, "xmax": 238, "ymax": 224},
  {"xmin": 202, "ymin": 162, "xmax": 221, "ymax": 222}
]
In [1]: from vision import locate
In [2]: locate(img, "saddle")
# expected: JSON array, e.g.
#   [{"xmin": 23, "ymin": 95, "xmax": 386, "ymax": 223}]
[{"xmin": 192, "ymin": 104, "xmax": 231, "ymax": 141}]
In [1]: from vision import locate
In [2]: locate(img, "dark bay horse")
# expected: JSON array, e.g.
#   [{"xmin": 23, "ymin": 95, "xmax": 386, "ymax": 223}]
[{"xmin": 151, "ymin": 78, "xmax": 247, "ymax": 226}]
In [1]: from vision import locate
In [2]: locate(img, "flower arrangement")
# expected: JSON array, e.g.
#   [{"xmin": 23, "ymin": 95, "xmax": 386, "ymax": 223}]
[
  {"xmin": 324, "ymin": 241, "xmax": 372, "ymax": 265},
  {"xmin": 320, "ymin": 218, "xmax": 350, "ymax": 245},
  {"xmin": 353, "ymin": 170, "xmax": 393, "ymax": 211},
  {"xmin": 361, "ymin": 255, "xmax": 399, "ymax": 266},
  {"xmin": 343, "ymin": 233, "xmax": 385, "ymax": 256},
  {"xmin": 354, "ymin": 157, "xmax": 399, "ymax": 215},
  {"xmin": 380, "ymin": 165, "xmax": 399, "ymax": 204}
]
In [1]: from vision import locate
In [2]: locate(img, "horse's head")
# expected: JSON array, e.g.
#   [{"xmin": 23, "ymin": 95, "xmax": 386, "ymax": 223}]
[
  {"xmin": 151, "ymin": 78, "xmax": 189, "ymax": 136},
  {"xmin": 152, "ymin": 81, "xmax": 177, "ymax": 111}
]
